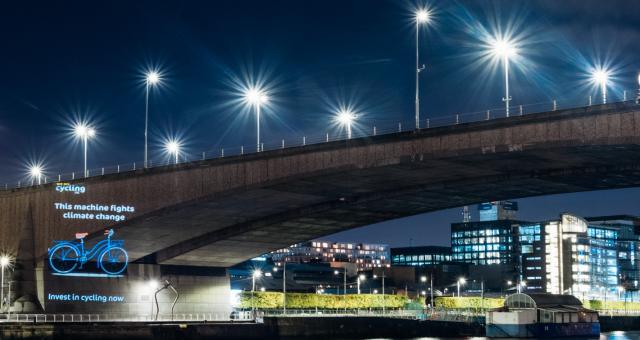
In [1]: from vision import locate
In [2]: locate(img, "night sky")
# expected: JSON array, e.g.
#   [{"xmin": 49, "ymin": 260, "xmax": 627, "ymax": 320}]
[{"xmin": 1, "ymin": 1, "xmax": 639, "ymax": 247}]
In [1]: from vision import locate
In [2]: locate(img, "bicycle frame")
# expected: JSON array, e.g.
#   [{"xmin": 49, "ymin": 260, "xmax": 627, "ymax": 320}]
[{"xmin": 50, "ymin": 231, "xmax": 125, "ymax": 270}]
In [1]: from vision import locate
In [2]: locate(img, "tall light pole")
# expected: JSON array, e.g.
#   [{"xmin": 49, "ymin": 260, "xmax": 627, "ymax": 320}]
[
  {"xmin": 74, "ymin": 123, "xmax": 95, "ymax": 178},
  {"xmin": 251, "ymin": 270, "xmax": 262, "ymax": 313},
  {"xmin": 276, "ymin": 258, "xmax": 287, "ymax": 314},
  {"xmin": 415, "ymin": 9, "xmax": 430, "ymax": 129},
  {"xmin": 636, "ymin": 72, "xmax": 640, "ymax": 104},
  {"xmin": 591, "ymin": 69, "xmax": 610, "ymax": 104},
  {"xmin": 357, "ymin": 274, "xmax": 366, "ymax": 295},
  {"xmin": 164, "ymin": 140, "xmax": 181, "ymax": 164},
  {"xmin": 144, "ymin": 71, "xmax": 160, "ymax": 168},
  {"xmin": 457, "ymin": 277, "xmax": 466, "ymax": 297},
  {"xmin": 0, "ymin": 255, "xmax": 10, "ymax": 312},
  {"xmin": 29, "ymin": 165, "xmax": 43, "ymax": 185},
  {"xmin": 490, "ymin": 38, "xmax": 517, "ymax": 117},
  {"xmin": 335, "ymin": 109, "xmax": 357, "ymax": 139},
  {"xmin": 244, "ymin": 88, "xmax": 269, "ymax": 152}
]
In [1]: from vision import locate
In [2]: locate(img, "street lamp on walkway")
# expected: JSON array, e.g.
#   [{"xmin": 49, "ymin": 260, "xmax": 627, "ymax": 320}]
[
  {"xmin": 74, "ymin": 123, "xmax": 95, "ymax": 177},
  {"xmin": 144, "ymin": 71, "xmax": 161, "ymax": 168},
  {"xmin": 414, "ymin": 8, "xmax": 431, "ymax": 129},
  {"xmin": 335, "ymin": 109, "xmax": 357, "ymax": 139},
  {"xmin": 0, "ymin": 255, "xmax": 11, "ymax": 312},
  {"xmin": 591, "ymin": 68, "xmax": 610, "ymax": 104},
  {"xmin": 29, "ymin": 165, "xmax": 43, "ymax": 185},
  {"xmin": 244, "ymin": 88, "xmax": 269, "ymax": 152},
  {"xmin": 489, "ymin": 38, "xmax": 517, "ymax": 117},
  {"xmin": 457, "ymin": 277, "xmax": 466, "ymax": 297},
  {"xmin": 164, "ymin": 140, "xmax": 181, "ymax": 164}
]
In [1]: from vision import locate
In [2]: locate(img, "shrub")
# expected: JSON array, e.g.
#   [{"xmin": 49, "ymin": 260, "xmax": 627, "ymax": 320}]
[{"xmin": 239, "ymin": 291, "xmax": 409, "ymax": 309}]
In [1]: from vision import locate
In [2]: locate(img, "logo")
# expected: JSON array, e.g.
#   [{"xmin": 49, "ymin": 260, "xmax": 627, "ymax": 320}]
[{"xmin": 55, "ymin": 182, "xmax": 86, "ymax": 195}]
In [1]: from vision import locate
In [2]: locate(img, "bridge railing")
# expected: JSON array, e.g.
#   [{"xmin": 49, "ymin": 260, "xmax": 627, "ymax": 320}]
[{"xmin": 3, "ymin": 91, "xmax": 639, "ymax": 191}]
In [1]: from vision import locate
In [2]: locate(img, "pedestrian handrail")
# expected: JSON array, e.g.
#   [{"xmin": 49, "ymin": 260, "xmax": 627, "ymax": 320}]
[
  {"xmin": 0, "ymin": 312, "xmax": 253, "ymax": 323},
  {"xmin": 3, "ymin": 91, "xmax": 639, "ymax": 190}
]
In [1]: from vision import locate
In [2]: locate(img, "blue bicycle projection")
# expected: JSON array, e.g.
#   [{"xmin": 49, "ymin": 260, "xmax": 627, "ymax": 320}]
[{"xmin": 48, "ymin": 229, "xmax": 128, "ymax": 275}]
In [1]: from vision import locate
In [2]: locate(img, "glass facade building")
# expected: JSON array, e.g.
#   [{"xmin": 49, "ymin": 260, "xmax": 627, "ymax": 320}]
[
  {"xmin": 390, "ymin": 246, "xmax": 451, "ymax": 266},
  {"xmin": 451, "ymin": 220, "xmax": 515, "ymax": 265},
  {"xmin": 449, "ymin": 206, "xmax": 640, "ymax": 299}
]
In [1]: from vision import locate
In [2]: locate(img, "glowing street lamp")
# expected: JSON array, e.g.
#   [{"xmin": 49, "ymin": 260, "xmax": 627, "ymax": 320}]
[
  {"xmin": 457, "ymin": 277, "xmax": 466, "ymax": 297},
  {"xmin": 251, "ymin": 269, "xmax": 262, "ymax": 312},
  {"xmin": 517, "ymin": 280, "xmax": 527, "ymax": 294},
  {"xmin": 357, "ymin": 274, "xmax": 366, "ymax": 295},
  {"xmin": 415, "ymin": 9, "xmax": 431, "ymax": 129},
  {"xmin": 591, "ymin": 68, "xmax": 610, "ymax": 104},
  {"xmin": 244, "ymin": 88, "xmax": 269, "ymax": 152},
  {"xmin": 164, "ymin": 140, "xmax": 181, "ymax": 164},
  {"xmin": 490, "ymin": 38, "xmax": 517, "ymax": 117},
  {"xmin": 335, "ymin": 109, "xmax": 357, "ymax": 139},
  {"xmin": 29, "ymin": 165, "xmax": 43, "ymax": 185},
  {"xmin": 0, "ymin": 255, "xmax": 11, "ymax": 312},
  {"xmin": 144, "ymin": 71, "xmax": 161, "ymax": 168},
  {"xmin": 636, "ymin": 72, "xmax": 640, "ymax": 104},
  {"xmin": 74, "ymin": 123, "xmax": 95, "ymax": 177}
]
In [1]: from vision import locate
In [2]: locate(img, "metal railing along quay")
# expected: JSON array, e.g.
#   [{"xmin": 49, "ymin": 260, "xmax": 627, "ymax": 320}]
[
  {"xmin": 3, "ymin": 92, "xmax": 639, "ymax": 191},
  {"xmin": 259, "ymin": 309, "xmax": 421, "ymax": 319},
  {"xmin": 0, "ymin": 312, "xmax": 253, "ymax": 323}
]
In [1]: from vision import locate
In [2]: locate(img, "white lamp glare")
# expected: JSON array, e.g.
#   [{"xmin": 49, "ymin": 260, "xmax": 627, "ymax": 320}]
[
  {"xmin": 591, "ymin": 68, "xmax": 610, "ymax": 104},
  {"xmin": 491, "ymin": 39, "xmax": 517, "ymax": 58},
  {"xmin": 165, "ymin": 140, "xmax": 181, "ymax": 164},
  {"xmin": 335, "ymin": 109, "xmax": 356, "ymax": 139},
  {"xmin": 416, "ymin": 9, "xmax": 430, "ymax": 23},
  {"xmin": 146, "ymin": 71, "xmax": 160, "ymax": 85}
]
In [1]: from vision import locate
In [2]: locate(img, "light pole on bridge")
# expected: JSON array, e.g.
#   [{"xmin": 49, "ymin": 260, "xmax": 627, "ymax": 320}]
[{"xmin": 415, "ymin": 8, "xmax": 431, "ymax": 129}]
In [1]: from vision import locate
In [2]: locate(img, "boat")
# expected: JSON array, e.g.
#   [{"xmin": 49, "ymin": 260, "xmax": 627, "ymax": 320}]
[{"xmin": 485, "ymin": 293, "xmax": 600, "ymax": 338}]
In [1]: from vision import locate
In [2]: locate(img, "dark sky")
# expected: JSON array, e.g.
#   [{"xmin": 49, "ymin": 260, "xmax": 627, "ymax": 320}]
[{"xmin": 1, "ymin": 0, "xmax": 639, "ymax": 247}]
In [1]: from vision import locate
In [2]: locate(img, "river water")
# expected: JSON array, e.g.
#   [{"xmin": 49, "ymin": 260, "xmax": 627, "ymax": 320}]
[{"xmin": 359, "ymin": 331, "xmax": 640, "ymax": 339}]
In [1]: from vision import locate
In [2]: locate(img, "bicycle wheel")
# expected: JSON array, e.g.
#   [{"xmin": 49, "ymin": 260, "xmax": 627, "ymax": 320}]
[
  {"xmin": 99, "ymin": 246, "xmax": 128, "ymax": 275},
  {"xmin": 49, "ymin": 244, "xmax": 79, "ymax": 274}
]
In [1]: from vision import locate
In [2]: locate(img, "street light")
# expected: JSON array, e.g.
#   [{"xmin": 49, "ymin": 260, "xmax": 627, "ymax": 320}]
[
  {"xmin": 489, "ymin": 37, "xmax": 517, "ymax": 117},
  {"xmin": 29, "ymin": 165, "xmax": 43, "ymax": 185},
  {"xmin": 617, "ymin": 286, "xmax": 624, "ymax": 300},
  {"xmin": 636, "ymin": 72, "xmax": 640, "ymax": 104},
  {"xmin": 517, "ymin": 280, "xmax": 527, "ymax": 294},
  {"xmin": 357, "ymin": 274, "xmax": 366, "ymax": 295},
  {"xmin": 164, "ymin": 140, "xmax": 181, "ymax": 164},
  {"xmin": 244, "ymin": 88, "xmax": 269, "ymax": 152},
  {"xmin": 591, "ymin": 68, "xmax": 610, "ymax": 104},
  {"xmin": 251, "ymin": 269, "xmax": 262, "ymax": 312},
  {"xmin": 457, "ymin": 277, "xmax": 466, "ymax": 297},
  {"xmin": 335, "ymin": 109, "xmax": 357, "ymax": 139},
  {"xmin": 73, "ymin": 123, "xmax": 95, "ymax": 177},
  {"xmin": 0, "ymin": 255, "xmax": 11, "ymax": 312},
  {"xmin": 144, "ymin": 70, "xmax": 161, "ymax": 168},
  {"xmin": 415, "ymin": 8, "xmax": 431, "ymax": 129}
]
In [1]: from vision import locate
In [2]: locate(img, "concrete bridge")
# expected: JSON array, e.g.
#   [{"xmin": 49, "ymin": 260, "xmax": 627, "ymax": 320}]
[
  {"xmin": 0, "ymin": 103, "xmax": 640, "ymax": 267},
  {"xmin": 3, "ymin": 102, "xmax": 640, "ymax": 269},
  {"xmin": 4, "ymin": 101, "xmax": 640, "ymax": 314}
]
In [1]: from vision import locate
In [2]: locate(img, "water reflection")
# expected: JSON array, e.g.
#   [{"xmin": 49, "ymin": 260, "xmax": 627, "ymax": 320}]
[{"xmin": 360, "ymin": 331, "xmax": 639, "ymax": 340}]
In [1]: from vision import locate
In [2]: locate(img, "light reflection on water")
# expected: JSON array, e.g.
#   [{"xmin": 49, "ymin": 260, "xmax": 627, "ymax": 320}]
[{"xmin": 360, "ymin": 331, "xmax": 640, "ymax": 340}]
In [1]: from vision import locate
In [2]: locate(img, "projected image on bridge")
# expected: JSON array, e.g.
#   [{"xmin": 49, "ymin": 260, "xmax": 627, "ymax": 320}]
[
  {"xmin": 53, "ymin": 183, "xmax": 136, "ymax": 222},
  {"xmin": 48, "ymin": 229, "xmax": 129, "ymax": 277}
]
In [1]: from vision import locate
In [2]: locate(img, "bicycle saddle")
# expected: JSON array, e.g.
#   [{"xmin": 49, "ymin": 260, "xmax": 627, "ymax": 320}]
[{"xmin": 75, "ymin": 232, "xmax": 89, "ymax": 240}]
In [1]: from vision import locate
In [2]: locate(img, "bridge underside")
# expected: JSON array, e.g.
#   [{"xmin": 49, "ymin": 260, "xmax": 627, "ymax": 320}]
[{"xmin": 117, "ymin": 143, "xmax": 640, "ymax": 267}]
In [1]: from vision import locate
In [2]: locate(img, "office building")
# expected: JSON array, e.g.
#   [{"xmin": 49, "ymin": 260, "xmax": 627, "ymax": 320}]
[
  {"xmin": 390, "ymin": 246, "xmax": 451, "ymax": 266},
  {"xmin": 269, "ymin": 240, "xmax": 389, "ymax": 271}
]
